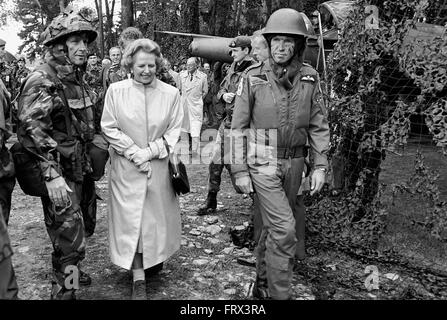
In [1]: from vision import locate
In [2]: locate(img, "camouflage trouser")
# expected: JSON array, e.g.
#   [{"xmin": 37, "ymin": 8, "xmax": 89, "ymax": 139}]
[
  {"xmin": 0, "ymin": 208, "xmax": 18, "ymax": 299},
  {"xmin": 0, "ymin": 177, "xmax": 15, "ymax": 225},
  {"xmin": 249, "ymin": 157, "xmax": 304, "ymax": 300},
  {"xmin": 80, "ymin": 175, "xmax": 97, "ymax": 238},
  {"xmin": 209, "ymin": 122, "xmax": 237, "ymax": 193},
  {"xmin": 41, "ymin": 180, "xmax": 86, "ymax": 288}
]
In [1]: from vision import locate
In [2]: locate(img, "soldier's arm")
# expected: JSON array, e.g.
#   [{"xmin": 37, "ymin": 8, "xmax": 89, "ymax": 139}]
[
  {"xmin": 17, "ymin": 72, "xmax": 63, "ymax": 180},
  {"xmin": 308, "ymin": 75, "xmax": 330, "ymax": 169},
  {"xmin": 216, "ymin": 76, "xmax": 229, "ymax": 102},
  {"xmin": 230, "ymin": 75, "xmax": 252, "ymax": 178}
]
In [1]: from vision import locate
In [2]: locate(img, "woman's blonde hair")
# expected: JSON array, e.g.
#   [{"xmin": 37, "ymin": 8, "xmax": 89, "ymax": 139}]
[{"xmin": 121, "ymin": 38, "xmax": 162, "ymax": 73}]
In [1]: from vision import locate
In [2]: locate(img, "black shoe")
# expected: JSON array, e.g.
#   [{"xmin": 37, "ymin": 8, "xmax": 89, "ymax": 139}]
[
  {"xmin": 131, "ymin": 280, "xmax": 147, "ymax": 300},
  {"xmin": 79, "ymin": 270, "xmax": 92, "ymax": 286},
  {"xmin": 145, "ymin": 262, "xmax": 163, "ymax": 277},
  {"xmin": 251, "ymin": 281, "xmax": 270, "ymax": 300},
  {"xmin": 197, "ymin": 192, "xmax": 217, "ymax": 216},
  {"xmin": 51, "ymin": 282, "xmax": 76, "ymax": 300}
]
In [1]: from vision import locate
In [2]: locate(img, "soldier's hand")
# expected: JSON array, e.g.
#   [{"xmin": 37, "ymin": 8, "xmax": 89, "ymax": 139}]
[
  {"xmin": 310, "ymin": 169, "xmax": 326, "ymax": 196},
  {"xmin": 45, "ymin": 176, "xmax": 72, "ymax": 207},
  {"xmin": 235, "ymin": 175, "xmax": 254, "ymax": 194},
  {"xmin": 222, "ymin": 93, "xmax": 235, "ymax": 104}
]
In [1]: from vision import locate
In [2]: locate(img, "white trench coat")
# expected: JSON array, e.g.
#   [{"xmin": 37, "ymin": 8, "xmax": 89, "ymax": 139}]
[
  {"xmin": 178, "ymin": 70, "xmax": 208, "ymax": 137},
  {"xmin": 101, "ymin": 78, "xmax": 183, "ymax": 270}
]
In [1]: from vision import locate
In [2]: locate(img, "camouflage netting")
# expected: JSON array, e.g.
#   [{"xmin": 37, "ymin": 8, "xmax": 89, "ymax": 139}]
[{"xmin": 304, "ymin": 0, "xmax": 447, "ymax": 274}]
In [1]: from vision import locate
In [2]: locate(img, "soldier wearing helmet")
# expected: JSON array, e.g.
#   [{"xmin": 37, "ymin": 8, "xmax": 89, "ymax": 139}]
[
  {"xmin": 230, "ymin": 8, "xmax": 330, "ymax": 300},
  {"xmin": 0, "ymin": 39, "xmax": 13, "ymax": 97},
  {"xmin": 15, "ymin": 7, "xmax": 98, "ymax": 299}
]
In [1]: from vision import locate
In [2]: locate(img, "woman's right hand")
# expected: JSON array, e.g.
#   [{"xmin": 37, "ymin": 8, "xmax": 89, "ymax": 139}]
[{"xmin": 45, "ymin": 176, "xmax": 72, "ymax": 207}]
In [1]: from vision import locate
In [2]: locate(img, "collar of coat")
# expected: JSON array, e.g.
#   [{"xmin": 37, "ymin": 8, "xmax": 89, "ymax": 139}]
[{"xmin": 181, "ymin": 70, "xmax": 204, "ymax": 79}]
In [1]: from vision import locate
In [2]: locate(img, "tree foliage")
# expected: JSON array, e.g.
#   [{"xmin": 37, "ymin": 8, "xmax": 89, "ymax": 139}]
[{"xmin": 14, "ymin": 0, "xmax": 73, "ymax": 60}]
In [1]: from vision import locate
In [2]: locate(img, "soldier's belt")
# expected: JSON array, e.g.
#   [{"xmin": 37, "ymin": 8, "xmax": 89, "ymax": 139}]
[{"xmin": 276, "ymin": 146, "xmax": 308, "ymax": 159}]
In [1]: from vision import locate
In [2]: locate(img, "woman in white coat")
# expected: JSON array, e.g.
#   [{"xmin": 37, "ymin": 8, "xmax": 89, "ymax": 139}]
[{"xmin": 101, "ymin": 38, "xmax": 183, "ymax": 300}]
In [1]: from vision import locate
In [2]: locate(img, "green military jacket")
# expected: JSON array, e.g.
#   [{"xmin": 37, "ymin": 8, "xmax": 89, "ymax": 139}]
[
  {"xmin": 217, "ymin": 59, "xmax": 254, "ymax": 128},
  {"xmin": 230, "ymin": 59, "xmax": 330, "ymax": 176}
]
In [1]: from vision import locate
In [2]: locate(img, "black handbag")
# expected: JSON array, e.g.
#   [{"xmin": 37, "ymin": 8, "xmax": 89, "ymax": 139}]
[{"xmin": 164, "ymin": 139, "xmax": 190, "ymax": 195}]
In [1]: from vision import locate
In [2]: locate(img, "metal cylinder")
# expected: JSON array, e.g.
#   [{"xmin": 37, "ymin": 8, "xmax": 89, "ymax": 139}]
[{"xmin": 189, "ymin": 37, "xmax": 234, "ymax": 63}]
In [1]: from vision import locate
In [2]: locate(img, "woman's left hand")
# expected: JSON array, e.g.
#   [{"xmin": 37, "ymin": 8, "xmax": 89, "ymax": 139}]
[{"xmin": 132, "ymin": 148, "xmax": 153, "ymax": 166}]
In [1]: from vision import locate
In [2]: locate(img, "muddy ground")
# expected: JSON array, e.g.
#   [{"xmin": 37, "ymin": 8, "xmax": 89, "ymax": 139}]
[{"xmin": 7, "ymin": 138, "xmax": 447, "ymax": 300}]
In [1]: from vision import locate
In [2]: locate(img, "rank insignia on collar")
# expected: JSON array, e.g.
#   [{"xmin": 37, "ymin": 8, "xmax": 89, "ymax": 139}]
[{"xmin": 301, "ymin": 75, "xmax": 315, "ymax": 82}]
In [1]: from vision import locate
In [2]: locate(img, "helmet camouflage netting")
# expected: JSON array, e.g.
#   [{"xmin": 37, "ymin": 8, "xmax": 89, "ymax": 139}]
[{"xmin": 42, "ymin": 7, "xmax": 97, "ymax": 47}]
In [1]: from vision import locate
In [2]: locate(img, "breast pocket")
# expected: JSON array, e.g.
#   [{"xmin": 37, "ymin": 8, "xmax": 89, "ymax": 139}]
[
  {"xmin": 294, "ymin": 82, "xmax": 314, "ymax": 129},
  {"xmin": 252, "ymin": 84, "xmax": 278, "ymax": 129}
]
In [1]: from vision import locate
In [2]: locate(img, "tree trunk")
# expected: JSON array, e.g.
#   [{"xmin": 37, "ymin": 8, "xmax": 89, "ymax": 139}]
[
  {"xmin": 183, "ymin": 0, "xmax": 200, "ymax": 33},
  {"xmin": 94, "ymin": 0, "xmax": 105, "ymax": 57},
  {"xmin": 235, "ymin": 0, "xmax": 243, "ymax": 33},
  {"xmin": 104, "ymin": 0, "xmax": 116, "ymax": 51},
  {"xmin": 121, "ymin": 0, "xmax": 134, "ymax": 29},
  {"xmin": 265, "ymin": 0, "xmax": 272, "ymax": 17}
]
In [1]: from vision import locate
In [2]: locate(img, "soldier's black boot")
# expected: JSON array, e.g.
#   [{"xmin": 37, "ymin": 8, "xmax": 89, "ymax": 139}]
[
  {"xmin": 251, "ymin": 277, "xmax": 270, "ymax": 300},
  {"xmin": 50, "ymin": 282, "xmax": 76, "ymax": 300},
  {"xmin": 197, "ymin": 191, "xmax": 217, "ymax": 216},
  {"xmin": 79, "ymin": 269, "xmax": 92, "ymax": 286}
]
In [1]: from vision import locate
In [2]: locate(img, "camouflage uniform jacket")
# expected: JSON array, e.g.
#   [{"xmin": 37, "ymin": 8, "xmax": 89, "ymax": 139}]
[
  {"xmin": 217, "ymin": 59, "xmax": 254, "ymax": 128},
  {"xmin": 230, "ymin": 60, "xmax": 330, "ymax": 177},
  {"xmin": 12, "ymin": 66, "xmax": 30, "ymax": 97},
  {"xmin": 103, "ymin": 63, "xmax": 128, "ymax": 89},
  {"xmin": 84, "ymin": 63, "xmax": 102, "ymax": 94},
  {"xmin": 0, "ymin": 62, "xmax": 13, "ymax": 96},
  {"xmin": 17, "ymin": 62, "xmax": 96, "ymax": 183}
]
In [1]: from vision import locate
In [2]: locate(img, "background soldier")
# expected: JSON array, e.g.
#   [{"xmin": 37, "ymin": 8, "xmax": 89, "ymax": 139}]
[
  {"xmin": 198, "ymin": 36, "xmax": 254, "ymax": 215},
  {"xmin": 85, "ymin": 53, "xmax": 102, "ymax": 94},
  {"xmin": 0, "ymin": 39, "xmax": 13, "ymax": 97},
  {"xmin": 0, "ymin": 78, "xmax": 15, "ymax": 226},
  {"xmin": 11, "ymin": 55, "xmax": 30, "ymax": 99},
  {"xmin": 231, "ymin": 9, "xmax": 330, "ymax": 300},
  {"xmin": 0, "ymin": 77, "xmax": 18, "ymax": 300},
  {"xmin": 16, "ymin": 8, "xmax": 98, "ymax": 299}
]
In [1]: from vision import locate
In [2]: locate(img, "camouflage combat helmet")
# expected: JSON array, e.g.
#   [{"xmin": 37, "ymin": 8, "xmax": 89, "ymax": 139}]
[
  {"xmin": 42, "ymin": 7, "xmax": 97, "ymax": 47},
  {"xmin": 263, "ymin": 8, "xmax": 309, "ymax": 38}
]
